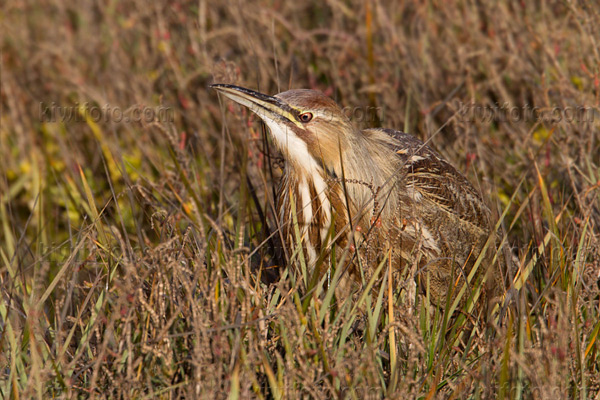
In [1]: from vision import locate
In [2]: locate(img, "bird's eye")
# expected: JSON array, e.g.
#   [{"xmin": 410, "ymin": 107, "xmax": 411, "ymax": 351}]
[{"xmin": 298, "ymin": 112, "xmax": 313, "ymax": 123}]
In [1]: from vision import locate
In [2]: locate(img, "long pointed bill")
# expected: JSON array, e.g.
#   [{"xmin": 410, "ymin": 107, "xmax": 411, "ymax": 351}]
[{"xmin": 210, "ymin": 84, "xmax": 303, "ymax": 129}]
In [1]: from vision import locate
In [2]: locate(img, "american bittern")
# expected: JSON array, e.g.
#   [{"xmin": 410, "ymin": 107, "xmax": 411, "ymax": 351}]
[{"xmin": 211, "ymin": 83, "xmax": 500, "ymax": 309}]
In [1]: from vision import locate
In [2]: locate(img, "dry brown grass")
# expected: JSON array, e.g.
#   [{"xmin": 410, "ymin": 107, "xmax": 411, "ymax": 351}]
[{"xmin": 1, "ymin": 0, "xmax": 599, "ymax": 398}]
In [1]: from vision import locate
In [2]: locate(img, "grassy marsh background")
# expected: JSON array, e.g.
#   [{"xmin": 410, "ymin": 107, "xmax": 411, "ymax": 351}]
[{"xmin": 1, "ymin": 0, "xmax": 599, "ymax": 398}]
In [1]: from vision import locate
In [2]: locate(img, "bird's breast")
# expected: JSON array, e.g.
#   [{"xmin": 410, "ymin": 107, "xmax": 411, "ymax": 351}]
[{"xmin": 277, "ymin": 171, "xmax": 348, "ymax": 267}]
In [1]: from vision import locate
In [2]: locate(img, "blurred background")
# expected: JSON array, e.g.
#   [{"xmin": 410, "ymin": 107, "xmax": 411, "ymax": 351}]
[{"xmin": 1, "ymin": 0, "xmax": 599, "ymax": 398}]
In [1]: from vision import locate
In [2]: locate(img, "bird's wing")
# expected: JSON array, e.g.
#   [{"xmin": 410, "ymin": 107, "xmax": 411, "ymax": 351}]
[{"xmin": 374, "ymin": 128, "xmax": 491, "ymax": 230}]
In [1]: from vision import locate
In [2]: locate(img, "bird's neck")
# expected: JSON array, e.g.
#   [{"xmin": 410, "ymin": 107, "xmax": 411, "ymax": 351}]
[
  {"xmin": 328, "ymin": 131, "xmax": 399, "ymax": 220},
  {"xmin": 279, "ymin": 161, "xmax": 333, "ymax": 266},
  {"xmin": 282, "ymin": 129, "xmax": 399, "ymax": 226}
]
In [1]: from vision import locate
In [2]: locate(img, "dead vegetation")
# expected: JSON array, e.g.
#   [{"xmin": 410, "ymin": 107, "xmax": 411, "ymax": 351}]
[{"xmin": 1, "ymin": 0, "xmax": 599, "ymax": 398}]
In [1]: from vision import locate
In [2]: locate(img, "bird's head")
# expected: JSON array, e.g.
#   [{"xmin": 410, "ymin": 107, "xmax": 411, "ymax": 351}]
[{"xmin": 211, "ymin": 84, "xmax": 355, "ymax": 178}]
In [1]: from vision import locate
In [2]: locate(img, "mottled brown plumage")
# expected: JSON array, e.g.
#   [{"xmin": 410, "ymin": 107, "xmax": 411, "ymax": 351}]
[{"xmin": 211, "ymin": 83, "xmax": 501, "ymax": 309}]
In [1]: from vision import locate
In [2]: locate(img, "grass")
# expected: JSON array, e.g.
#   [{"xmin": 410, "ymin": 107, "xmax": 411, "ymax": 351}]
[{"xmin": 1, "ymin": 0, "xmax": 599, "ymax": 398}]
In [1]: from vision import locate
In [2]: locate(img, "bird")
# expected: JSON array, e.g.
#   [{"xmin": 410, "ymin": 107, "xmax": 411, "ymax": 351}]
[{"xmin": 211, "ymin": 83, "xmax": 501, "ymax": 310}]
